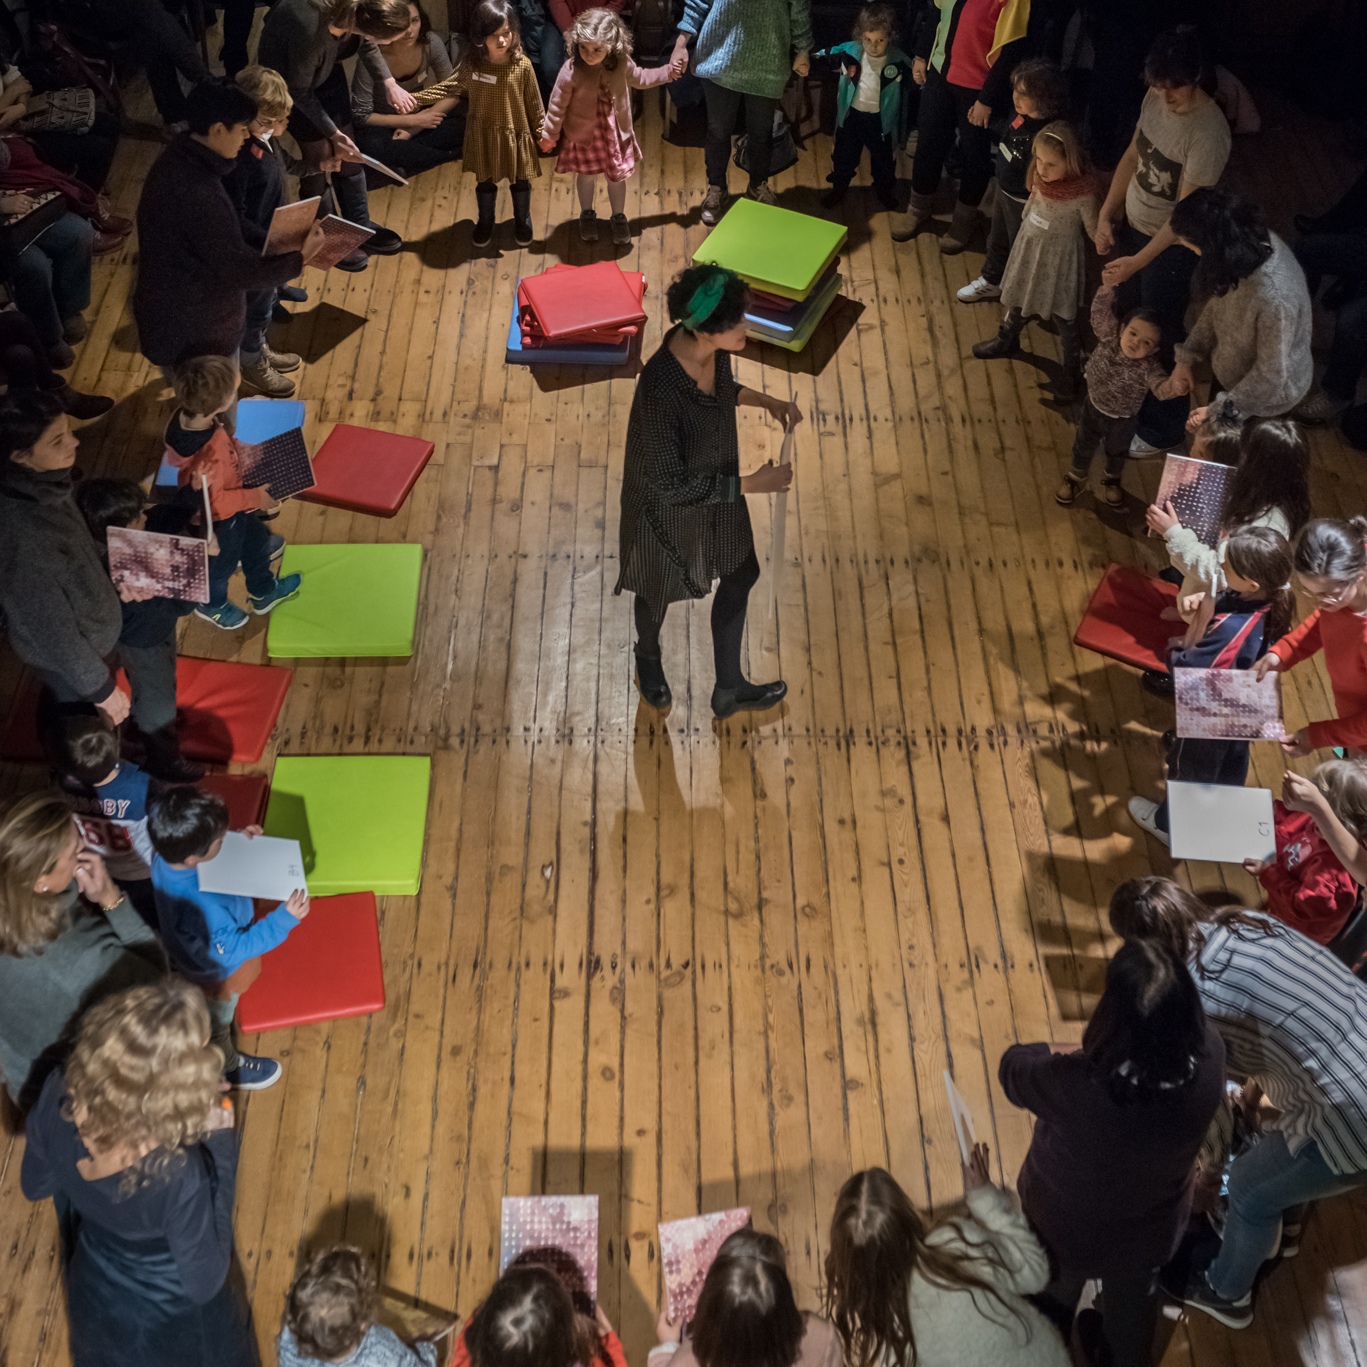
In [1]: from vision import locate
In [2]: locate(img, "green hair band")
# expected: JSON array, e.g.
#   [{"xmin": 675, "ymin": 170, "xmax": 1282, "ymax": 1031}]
[{"xmin": 680, "ymin": 270, "xmax": 729, "ymax": 331}]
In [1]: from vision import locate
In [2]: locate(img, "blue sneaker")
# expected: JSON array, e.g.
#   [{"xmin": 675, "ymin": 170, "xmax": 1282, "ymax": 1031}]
[
  {"xmin": 267, "ymin": 533, "xmax": 285, "ymax": 562},
  {"xmin": 248, "ymin": 573, "xmax": 301, "ymax": 615},
  {"xmin": 194, "ymin": 601, "xmax": 248, "ymax": 630},
  {"xmin": 224, "ymin": 1053, "xmax": 282, "ymax": 1090}
]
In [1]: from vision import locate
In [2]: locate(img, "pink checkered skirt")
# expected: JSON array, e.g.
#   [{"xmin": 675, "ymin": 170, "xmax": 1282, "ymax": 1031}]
[{"xmin": 555, "ymin": 86, "xmax": 637, "ymax": 182}]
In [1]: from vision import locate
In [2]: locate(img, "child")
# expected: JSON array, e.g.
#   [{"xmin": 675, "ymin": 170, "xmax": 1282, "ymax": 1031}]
[
  {"xmin": 52, "ymin": 715, "xmax": 159, "ymax": 927},
  {"xmin": 147, "ymin": 785, "xmax": 308, "ymax": 1090},
  {"xmin": 226, "ymin": 66, "xmax": 323, "ymax": 396},
  {"xmin": 1243, "ymin": 761, "xmax": 1364, "ymax": 946},
  {"xmin": 539, "ymin": 9, "xmax": 681, "ymax": 245},
  {"xmin": 279, "ymin": 1244, "xmax": 454, "ymax": 1365},
  {"xmin": 812, "ymin": 5, "xmax": 912, "ymax": 212},
  {"xmin": 413, "ymin": 0, "xmax": 545, "ymax": 248},
  {"xmin": 972, "ymin": 121, "xmax": 1098, "ymax": 400},
  {"xmin": 1056, "ymin": 285, "xmax": 1184, "ymax": 509},
  {"xmin": 1129, "ymin": 525, "xmax": 1294, "ymax": 845},
  {"xmin": 74, "ymin": 477, "xmax": 207, "ymax": 782},
  {"xmin": 164, "ymin": 355, "xmax": 301, "ymax": 631},
  {"xmin": 958, "ymin": 57, "xmax": 1069, "ymax": 303}
]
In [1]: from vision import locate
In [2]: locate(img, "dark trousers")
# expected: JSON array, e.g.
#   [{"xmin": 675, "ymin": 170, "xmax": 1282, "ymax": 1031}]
[
  {"xmin": 208, "ymin": 511, "xmax": 275, "ymax": 609},
  {"xmin": 1156, "ymin": 735, "xmax": 1251, "ymax": 832},
  {"xmin": 290, "ymin": 68, "xmax": 370, "ymax": 225},
  {"xmin": 1113, "ymin": 221, "xmax": 1195, "ymax": 448},
  {"xmin": 241, "ymin": 288, "xmax": 276, "ymax": 359},
  {"xmin": 702, "ymin": 80, "xmax": 777, "ymax": 190},
  {"xmin": 829, "ymin": 109, "xmax": 895, "ymax": 191},
  {"xmin": 634, "ymin": 549, "xmax": 761, "ymax": 689},
  {"xmin": 1071, "ymin": 397, "xmax": 1137, "ymax": 479},
  {"xmin": 1295, "ymin": 232, "xmax": 1367, "ymax": 401},
  {"xmin": 356, "ymin": 110, "xmax": 465, "ymax": 174},
  {"xmin": 218, "ymin": 0, "xmax": 259, "ymax": 74},
  {"xmin": 104, "ymin": 0, "xmax": 208, "ymax": 124},
  {"xmin": 1034, "ymin": 1267, "xmax": 1160, "ymax": 1367},
  {"xmin": 982, "ymin": 191, "xmax": 1025, "ymax": 284},
  {"xmin": 0, "ymin": 309, "xmax": 64, "ymax": 391},
  {"xmin": 120, "ymin": 637, "xmax": 178, "ymax": 737},
  {"xmin": 910, "ymin": 64, "xmax": 993, "ymax": 206}
]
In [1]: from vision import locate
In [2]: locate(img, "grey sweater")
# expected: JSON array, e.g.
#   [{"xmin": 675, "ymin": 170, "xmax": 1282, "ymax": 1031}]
[
  {"xmin": 0, "ymin": 462, "xmax": 123, "ymax": 703},
  {"xmin": 1175, "ymin": 234, "xmax": 1313, "ymax": 420},
  {"xmin": 0, "ymin": 887, "xmax": 164, "ymax": 1108}
]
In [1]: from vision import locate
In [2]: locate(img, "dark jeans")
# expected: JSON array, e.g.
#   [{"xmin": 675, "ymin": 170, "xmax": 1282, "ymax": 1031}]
[
  {"xmin": 208, "ymin": 511, "xmax": 275, "ymax": 609},
  {"xmin": 633, "ymin": 549, "xmax": 761, "ymax": 689},
  {"xmin": 7, "ymin": 211, "xmax": 93, "ymax": 347},
  {"xmin": 829, "ymin": 109, "xmax": 895, "ymax": 191},
  {"xmin": 702, "ymin": 80, "xmax": 777, "ymax": 190},
  {"xmin": 1156, "ymin": 735, "xmax": 1251, "ymax": 832},
  {"xmin": 983, "ymin": 191, "xmax": 1025, "ymax": 285},
  {"xmin": 120, "ymin": 637, "xmax": 178, "ymax": 736},
  {"xmin": 1113, "ymin": 221, "xmax": 1195, "ymax": 448},
  {"xmin": 290, "ymin": 68, "xmax": 370, "ymax": 225},
  {"xmin": 241, "ymin": 287, "xmax": 276, "ymax": 359},
  {"xmin": 218, "ymin": 0, "xmax": 259, "ymax": 74},
  {"xmin": 0, "ymin": 308, "xmax": 64, "ymax": 390},
  {"xmin": 81, "ymin": 0, "xmax": 208, "ymax": 124},
  {"xmin": 1034, "ymin": 1267, "xmax": 1160, "ymax": 1367},
  {"xmin": 1295, "ymin": 232, "xmax": 1367, "ymax": 401},
  {"xmin": 31, "ymin": 111, "xmax": 122, "ymax": 192},
  {"xmin": 356, "ymin": 110, "xmax": 465, "ymax": 175},
  {"xmin": 1071, "ymin": 397, "xmax": 1137, "ymax": 479},
  {"xmin": 910, "ymin": 64, "xmax": 993, "ymax": 206}
]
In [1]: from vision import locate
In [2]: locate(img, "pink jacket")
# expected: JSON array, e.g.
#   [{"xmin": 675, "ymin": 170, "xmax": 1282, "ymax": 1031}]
[{"xmin": 542, "ymin": 56, "xmax": 674, "ymax": 147}]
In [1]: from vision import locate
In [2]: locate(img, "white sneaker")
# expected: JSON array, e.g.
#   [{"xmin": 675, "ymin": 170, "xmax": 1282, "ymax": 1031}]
[
  {"xmin": 1127, "ymin": 435, "xmax": 1166, "ymax": 460},
  {"xmin": 957, "ymin": 275, "xmax": 1002, "ymax": 303},
  {"xmin": 1127, "ymin": 796, "xmax": 1170, "ymax": 846}
]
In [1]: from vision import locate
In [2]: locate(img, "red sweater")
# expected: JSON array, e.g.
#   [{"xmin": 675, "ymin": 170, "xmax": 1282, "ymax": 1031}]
[
  {"xmin": 449, "ymin": 1329, "xmax": 629, "ymax": 1367},
  {"xmin": 1271, "ymin": 608, "xmax": 1367, "ymax": 751},
  {"xmin": 1259, "ymin": 802, "xmax": 1358, "ymax": 945}
]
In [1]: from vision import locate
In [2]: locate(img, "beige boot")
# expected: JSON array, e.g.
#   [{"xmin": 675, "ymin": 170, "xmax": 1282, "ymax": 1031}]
[
  {"xmin": 940, "ymin": 199, "xmax": 980, "ymax": 254},
  {"xmin": 890, "ymin": 189, "xmax": 934, "ymax": 243}
]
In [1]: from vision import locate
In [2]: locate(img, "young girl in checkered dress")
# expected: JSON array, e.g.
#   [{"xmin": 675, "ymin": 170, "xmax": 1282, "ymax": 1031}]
[{"xmin": 539, "ymin": 9, "xmax": 684, "ymax": 244}]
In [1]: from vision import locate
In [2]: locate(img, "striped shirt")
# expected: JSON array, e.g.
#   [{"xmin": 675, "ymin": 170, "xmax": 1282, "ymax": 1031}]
[{"xmin": 1193, "ymin": 914, "xmax": 1367, "ymax": 1175}]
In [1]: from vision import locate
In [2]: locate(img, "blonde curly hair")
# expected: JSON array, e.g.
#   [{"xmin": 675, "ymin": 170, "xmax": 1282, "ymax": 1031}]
[
  {"xmin": 0, "ymin": 793, "xmax": 78, "ymax": 957},
  {"xmin": 567, "ymin": 8, "xmax": 632, "ymax": 70},
  {"xmin": 64, "ymin": 980, "xmax": 223, "ymax": 1190}
]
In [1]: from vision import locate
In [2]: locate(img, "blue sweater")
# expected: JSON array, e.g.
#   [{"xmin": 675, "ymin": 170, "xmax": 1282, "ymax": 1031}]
[
  {"xmin": 151, "ymin": 855, "xmax": 297, "ymax": 984},
  {"xmin": 679, "ymin": 0, "xmax": 813, "ymax": 100}
]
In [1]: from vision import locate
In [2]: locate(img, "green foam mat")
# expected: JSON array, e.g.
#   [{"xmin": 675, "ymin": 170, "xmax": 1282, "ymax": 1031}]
[
  {"xmin": 694, "ymin": 199, "xmax": 847, "ymax": 300},
  {"xmin": 264, "ymin": 755, "xmax": 431, "ymax": 895},
  {"xmin": 266, "ymin": 543, "xmax": 422, "ymax": 658}
]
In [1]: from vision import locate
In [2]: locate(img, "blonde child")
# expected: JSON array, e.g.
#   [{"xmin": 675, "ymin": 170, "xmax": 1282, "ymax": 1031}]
[
  {"xmin": 972, "ymin": 121, "xmax": 1098, "ymax": 400},
  {"xmin": 539, "ymin": 9, "xmax": 682, "ymax": 244},
  {"xmin": 413, "ymin": 0, "xmax": 545, "ymax": 247}
]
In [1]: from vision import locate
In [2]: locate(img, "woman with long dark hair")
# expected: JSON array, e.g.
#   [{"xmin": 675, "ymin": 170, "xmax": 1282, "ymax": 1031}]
[{"xmin": 999, "ymin": 939, "xmax": 1225, "ymax": 1365}]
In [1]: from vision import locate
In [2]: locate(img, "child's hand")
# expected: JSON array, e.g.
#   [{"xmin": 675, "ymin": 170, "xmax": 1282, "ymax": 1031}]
[
  {"xmin": 1253, "ymin": 652, "xmax": 1282, "ymax": 683},
  {"xmin": 966, "ymin": 99, "xmax": 991, "ymax": 127},
  {"xmin": 204, "ymin": 1095, "xmax": 235, "ymax": 1131},
  {"xmin": 1283, "ymin": 770, "xmax": 1326, "ymax": 815},
  {"xmin": 409, "ymin": 106, "xmax": 446, "ymax": 129},
  {"xmin": 285, "ymin": 888, "xmax": 311, "ymax": 920},
  {"xmin": 539, "ymin": 135, "xmax": 555, "ymax": 152},
  {"xmin": 1280, "ymin": 728, "xmax": 1313, "ymax": 759},
  {"xmin": 242, "ymin": 824, "xmax": 264, "ymax": 838},
  {"xmin": 655, "ymin": 1308, "xmax": 684, "ymax": 1343},
  {"xmin": 668, "ymin": 53, "xmax": 687, "ymax": 77},
  {"xmin": 1180, "ymin": 592, "xmax": 1207, "ymax": 618},
  {"xmin": 911, "ymin": 56, "xmax": 926, "ymax": 85},
  {"xmin": 1093, "ymin": 213, "xmax": 1115, "ymax": 256},
  {"xmin": 791, "ymin": 51, "xmax": 809, "ymax": 77},
  {"xmin": 1187, "ymin": 404, "xmax": 1211, "ymax": 431},
  {"xmin": 1101, "ymin": 255, "xmax": 1140, "ymax": 287},
  {"xmin": 1145, "ymin": 499, "xmax": 1179, "ymax": 535},
  {"xmin": 961, "ymin": 1141, "xmax": 991, "ymax": 1194},
  {"xmin": 1243, "ymin": 857, "xmax": 1271, "ymax": 876},
  {"xmin": 595, "ymin": 1304, "xmax": 615, "ymax": 1336},
  {"xmin": 96, "ymin": 688, "xmax": 131, "ymax": 727}
]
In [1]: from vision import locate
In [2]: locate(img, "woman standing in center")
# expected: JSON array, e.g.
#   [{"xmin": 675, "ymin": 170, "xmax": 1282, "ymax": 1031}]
[{"xmin": 616, "ymin": 265, "xmax": 798, "ymax": 718}]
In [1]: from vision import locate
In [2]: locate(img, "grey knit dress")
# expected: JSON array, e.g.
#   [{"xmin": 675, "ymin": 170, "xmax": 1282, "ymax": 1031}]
[
  {"xmin": 1000, "ymin": 188, "xmax": 1100, "ymax": 322},
  {"xmin": 615, "ymin": 330, "xmax": 753, "ymax": 609}
]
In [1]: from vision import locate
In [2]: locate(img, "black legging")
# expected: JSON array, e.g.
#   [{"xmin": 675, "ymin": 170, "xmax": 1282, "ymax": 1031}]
[
  {"xmin": 910, "ymin": 64, "xmax": 993, "ymax": 206},
  {"xmin": 634, "ymin": 549, "xmax": 760, "ymax": 690}
]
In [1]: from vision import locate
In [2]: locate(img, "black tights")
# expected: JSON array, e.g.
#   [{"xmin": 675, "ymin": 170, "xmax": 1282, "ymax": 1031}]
[{"xmin": 634, "ymin": 550, "xmax": 760, "ymax": 690}]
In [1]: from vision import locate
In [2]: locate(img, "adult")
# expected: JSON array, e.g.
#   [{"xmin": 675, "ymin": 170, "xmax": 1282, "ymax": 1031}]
[
  {"xmin": 0, "ymin": 57, "xmax": 123, "ymax": 193},
  {"xmin": 669, "ymin": 0, "xmax": 812, "ymax": 224},
  {"xmin": 1292, "ymin": 212, "xmax": 1367, "ymax": 434},
  {"xmin": 999, "ymin": 939, "xmax": 1225, "ymax": 1366},
  {"xmin": 0, "ymin": 391, "xmax": 129, "ymax": 727},
  {"xmin": 133, "ymin": 79, "xmax": 317, "ymax": 377},
  {"xmin": 1168, "ymin": 188, "xmax": 1313, "ymax": 429},
  {"xmin": 892, "ymin": 0, "xmax": 1065, "ymax": 252},
  {"xmin": 351, "ymin": 0, "xmax": 464, "ymax": 175},
  {"xmin": 822, "ymin": 1153, "xmax": 1070, "ymax": 1366},
  {"xmin": 615, "ymin": 266, "xmax": 798, "ymax": 719},
  {"xmin": 258, "ymin": 0, "xmax": 412, "ymax": 271},
  {"xmin": 1095, "ymin": 25, "xmax": 1231, "ymax": 456},
  {"xmin": 1255, "ymin": 518, "xmax": 1367, "ymax": 757},
  {"xmin": 0, "ymin": 794, "xmax": 162, "ymax": 1110},
  {"xmin": 0, "ymin": 308, "xmax": 113, "ymax": 418},
  {"xmin": 1111, "ymin": 877, "xmax": 1367, "ymax": 1328},
  {"xmin": 20, "ymin": 980, "xmax": 255, "ymax": 1367}
]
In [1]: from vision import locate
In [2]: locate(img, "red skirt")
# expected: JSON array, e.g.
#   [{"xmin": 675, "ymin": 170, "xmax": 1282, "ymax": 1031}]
[{"xmin": 555, "ymin": 88, "xmax": 636, "ymax": 181}]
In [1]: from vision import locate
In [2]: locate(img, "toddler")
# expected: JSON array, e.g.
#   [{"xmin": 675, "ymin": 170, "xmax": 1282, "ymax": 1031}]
[
  {"xmin": 148, "ymin": 785, "xmax": 308, "ymax": 1090},
  {"xmin": 813, "ymin": 5, "xmax": 912, "ymax": 212},
  {"xmin": 1056, "ymin": 285, "xmax": 1184, "ymax": 509},
  {"xmin": 540, "ymin": 9, "xmax": 682, "ymax": 244},
  {"xmin": 972, "ymin": 121, "xmax": 1097, "ymax": 400},
  {"xmin": 164, "ymin": 354, "xmax": 302, "ymax": 631}
]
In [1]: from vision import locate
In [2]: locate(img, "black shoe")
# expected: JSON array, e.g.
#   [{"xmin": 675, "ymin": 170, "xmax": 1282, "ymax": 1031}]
[
  {"xmin": 712, "ymin": 679, "xmax": 787, "ymax": 719},
  {"xmin": 634, "ymin": 648, "xmax": 671, "ymax": 709},
  {"xmin": 971, "ymin": 326, "xmax": 1021, "ymax": 360},
  {"xmin": 279, "ymin": 285, "xmax": 308, "ymax": 303},
  {"xmin": 875, "ymin": 183, "xmax": 899, "ymax": 211},
  {"xmin": 472, "ymin": 218, "xmax": 495, "ymax": 248},
  {"xmin": 820, "ymin": 184, "xmax": 847, "ymax": 207},
  {"xmin": 51, "ymin": 383, "xmax": 115, "ymax": 420},
  {"xmin": 1074, "ymin": 1307, "xmax": 1105, "ymax": 1366},
  {"xmin": 1141, "ymin": 668, "xmax": 1174, "ymax": 699},
  {"xmin": 361, "ymin": 223, "xmax": 402, "ymax": 255},
  {"xmin": 334, "ymin": 249, "xmax": 369, "ymax": 272},
  {"xmin": 514, "ymin": 216, "xmax": 534, "ymax": 247}
]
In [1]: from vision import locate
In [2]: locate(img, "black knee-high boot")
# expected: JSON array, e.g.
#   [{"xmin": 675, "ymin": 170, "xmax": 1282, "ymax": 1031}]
[
  {"xmin": 473, "ymin": 181, "xmax": 497, "ymax": 247},
  {"xmin": 511, "ymin": 179, "xmax": 533, "ymax": 246}
]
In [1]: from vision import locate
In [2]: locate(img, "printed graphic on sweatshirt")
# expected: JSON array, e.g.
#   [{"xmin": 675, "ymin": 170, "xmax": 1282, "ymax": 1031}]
[{"xmin": 1134, "ymin": 129, "xmax": 1182, "ymax": 203}]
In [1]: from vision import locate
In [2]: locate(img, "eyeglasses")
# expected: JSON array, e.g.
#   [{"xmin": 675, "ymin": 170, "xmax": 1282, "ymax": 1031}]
[{"xmin": 1300, "ymin": 578, "xmax": 1361, "ymax": 606}]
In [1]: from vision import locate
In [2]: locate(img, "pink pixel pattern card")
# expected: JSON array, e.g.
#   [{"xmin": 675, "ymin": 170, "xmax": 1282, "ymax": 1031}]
[
  {"xmin": 499, "ymin": 1195, "xmax": 599, "ymax": 1313},
  {"xmin": 1155, "ymin": 455, "xmax": 1231, "ymax": 548},
  {"xmin": 106, "ymin": 526, "xmax": 209, "ymax": 602},
  {"xmin": 658, "ymin": 1208, "xmax": 751, "ymax": 1324},
  {"xmin": 1175, "ymin": 667, "xmax": 1282, "ymax": 740}
]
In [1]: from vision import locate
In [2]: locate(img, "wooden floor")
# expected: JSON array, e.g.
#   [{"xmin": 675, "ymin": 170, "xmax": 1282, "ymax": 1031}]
[{"xmin": 4, "ymin": 69, "xmax": 1367, "ymax": 1367}]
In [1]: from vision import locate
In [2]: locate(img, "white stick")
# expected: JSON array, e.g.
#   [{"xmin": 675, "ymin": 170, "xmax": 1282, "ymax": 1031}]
[
  {"xmin": 943, "ymin": 1069, "xmax": 976, "ymax": 1163},
  {"xmin": 766, "ymin": 425, "xmax": 794, "ymax": 625}
]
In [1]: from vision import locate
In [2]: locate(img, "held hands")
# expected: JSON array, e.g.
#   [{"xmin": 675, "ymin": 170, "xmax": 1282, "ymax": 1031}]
[
  {"xmin": 75, "ymin": 850, "xmax": 119, "ymax": 907},
  {"xmin": 1092, "ymin": 214, "xmax": 1115, "ymax": 256},
  {"xmin": 408, "ymin": 106, "xmax": 446, "ymax": 130},
  {"xmin": 96, "ymin": 688, "xmax": 131, "ymax": 726},
  {"xmin": 792, "ymin": 51, "xmax": 810, "ymax": 77},
  {"xmin": 539, "ymin": 135, "xmax": 556, "ymax": 153},
  {"xmin": 668, "ymin": 51, "xmax": 688, "ymax": 78},
  {"xmin": 1145, "ymin": 498, "xmax": 1180, "ymax": 536},
  {"xmin": 285, "ymin": 888, "xmax": 311, "ymax": 921},
  {"xmin": 1186, "ymin": 404, "xmax": 1210, "ymax": 432},
  {"xmin": 961, "ymin": 1140, "xmax": 991, "ymax": 1195},
  {"xmin": 966, "ymin": 100, "xmax": 991, "ymax": 128},
  {"xmin": 1101, "ymin": 254, "xmax": 1139, "ymax": 287},
  {"xmin": 386, "ymin": 79, "xmax": 419, "ymax": 114},
  {"xmin": 911, "ymin": 56, "xmax": 926, "ymax": 85}
]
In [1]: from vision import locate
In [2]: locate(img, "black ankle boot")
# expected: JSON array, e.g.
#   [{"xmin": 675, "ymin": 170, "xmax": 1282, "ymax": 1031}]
[
  {"xmin": 972, "ymin": 315, "xmax": 1024, "ymax": 360},
  {"xmin": 634, "ymin": 647, "xmax": 671, "ymax": 709},
  {"xmin": 712, "ymin": 679, "xmax": 787, "ymax": 719},
  {"xmin": 473, "ymin": 183, "xmax": 497, "ymax": 247},
  {"xmin": 511, "ymin": 180, "xmax": 533, "ymax": 246}
]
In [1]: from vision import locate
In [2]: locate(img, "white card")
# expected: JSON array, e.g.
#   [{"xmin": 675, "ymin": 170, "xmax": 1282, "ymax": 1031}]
[
  {"xmin": 196, "ymin": 831, "xmax": 307, "ymax": 901},
  {"xmin": 943, "ymin": 1069, "xmax": 976, "ymax": 1163},
  {"xmin": 1167, "ymin": 782, "xmax": 1275, "ymax": 865}
]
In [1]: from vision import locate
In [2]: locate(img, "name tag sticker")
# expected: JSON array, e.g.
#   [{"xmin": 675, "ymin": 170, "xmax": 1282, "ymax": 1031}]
[
  {"xmin": 472, "ymin": 70, "xmax": 497, "ymax": 82},
  {"xmin": 1027, "ymin": 209, "xmax": 1050, "ymax": 229}
]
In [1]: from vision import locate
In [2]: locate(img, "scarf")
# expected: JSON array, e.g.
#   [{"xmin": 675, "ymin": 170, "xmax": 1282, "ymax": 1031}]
[
  {"xmin": 0, "ymin": 135, "xmax": 98, "ymax": 217},
  {"xmin": 1034, "ymin": 172, "xmax": 1098, "ymax": 201}
]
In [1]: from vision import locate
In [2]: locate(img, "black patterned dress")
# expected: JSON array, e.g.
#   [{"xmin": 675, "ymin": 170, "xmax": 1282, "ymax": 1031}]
[{"xmin": 615, "ymin": 330, "xmax": 754, "ymax": 610}]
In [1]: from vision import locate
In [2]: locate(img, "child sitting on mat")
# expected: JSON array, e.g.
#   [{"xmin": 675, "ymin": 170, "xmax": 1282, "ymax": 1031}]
[
  {"xmin": 1244, "ymin": 761, "xmax": 1365, "ymax": 946},
  {"xmin": 148, "ymin": 785, "xmax": 308, "ymax": 1091},
  {"xmin": 164, "ymin": 354, "xmax": 302, "ymax": 632},
  {"xmin": 1128, "ymin": 525, "xmax": 1293, "ymax": 846}
]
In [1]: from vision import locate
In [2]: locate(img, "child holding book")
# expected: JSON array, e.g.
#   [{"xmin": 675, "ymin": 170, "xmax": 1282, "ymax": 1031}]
[
  {"xmin": 971, "ymin": 122, "xmax": 1098, "ymax": 401},
  {"xmin": 164, "ymin": 354, "xmax": 301, "ymax": 631},
  {"xmin": 1129, "ymin": 525, "xmax": 1294, "ymax": 845},
  {"xmin": 148, "ymin": 785, "xmax": 308, "ymax": 1090},
  {"xmin": 539, "ymin": 9, "xmax": 682, "ymax": 245},
  {"xmin": 1243, "ymin": 761, "xmax": 1364, "ymax": 946},
  {"xmin": 812, "ymin": 5, "xmax": 913, "ymax": 213}
]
